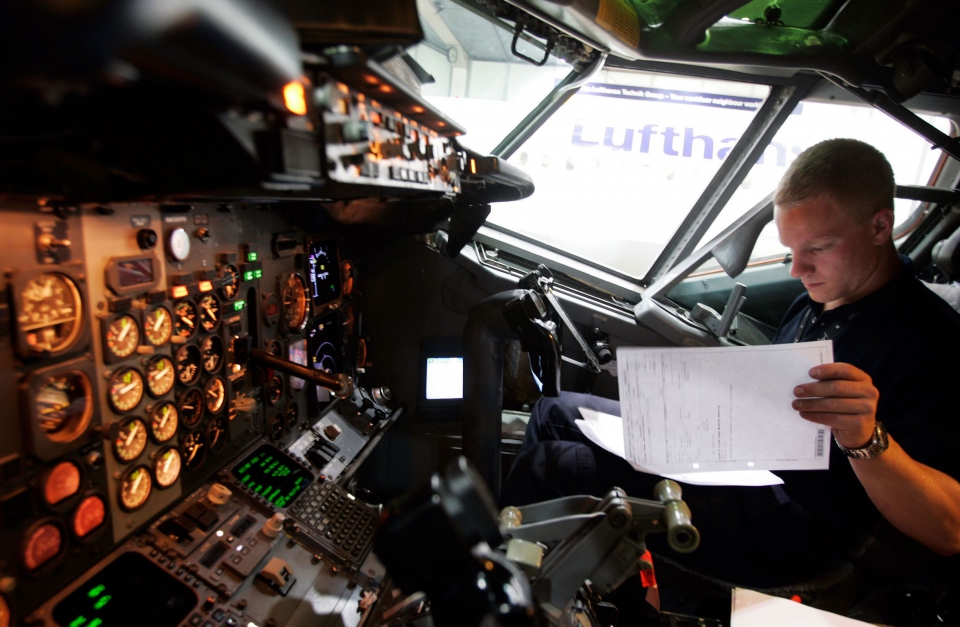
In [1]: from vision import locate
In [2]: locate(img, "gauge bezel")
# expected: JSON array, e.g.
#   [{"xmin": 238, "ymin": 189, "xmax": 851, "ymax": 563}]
[
  {"xmin": 104, "ymin": 253, "xmax": 161, "ymax": 296},
  {"xmin": 117, "ymin": 465, "xmax": 153, "ymax": 512},
  {"xmin": 197, "ymin": 293, "xmax": 222, "ymax": 333},
  {"xmin": 172, "ymin": 299, "xmax": 199, "ymax": 340},
  {"xmin": 21, "ymin": 358, "xmax": 99, "ymax": 461},
  {"xmin": 19, "ymin": 518, "xmax": 66, "ymax": 575},
  {"xmin": 112, "ymin": 417, "xmax": 148, "ymax": 463},
  {"xmin": 145, "ymin": 354, "xmax": 176, "ymax": 398},
  {"xmin": 106, "ymin": 367, "xmax": 144, "ymax": 414},
  {"xmin": 143, "ymin": 304, "xmax": 174, "ymax": 347},
  {"xmin": 267, "ymin": 374, "xmax": 284, "ymax": 406},
  {"xmin": 219, "ymin": 263, "xmax": 241, "ymax": 301},
  {"xmin": 149, "ymin": 401, "xmax": 179, "ymax": 444},
  {"xmin": 180, "ymin": 430, "xmax": 208, "ymax": 471},
  {"xmin": 280, "ymin": 273, "xmax": 309, "ymax": 333},
  {"xmin": 206, "ymin": 416, "xmax": 229, "ymax": 453},
  {"xmin": 174, "ymin": 343, "xmax": 201, "ymax": 386},
  {"xmin": 201, "ymin": 335, "xmax": 224, "ymax": 375},
  {"xmin": 178, "ymin": 388, "xmax": 205, "ymax": 428},
  {"xmin": 71, "ymin": 491, "xmax": 109, "ymax": 543},
  {"xmin": 204, "ymin": 377, "xmax": 226, "ymax": 414},
  {"xmin": 12, "ymin": 267, "xmax": 89, "ymax": 360},
  {"xmin": 40, "ymin": 459, "xmax": 85, "ymax": 512},
  {"xmin": 153, "ymin": 446, "xmax": 182, "ymax": 489},
  {"xmin": 101, "ymin": 312, "xmax": 142, "ymax": 364}
]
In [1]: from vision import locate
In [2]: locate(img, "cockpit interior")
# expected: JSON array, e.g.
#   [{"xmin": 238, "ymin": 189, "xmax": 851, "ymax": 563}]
[{"xmin": 2, "ymin": 0, "xmax": 960, "ymax": 625}]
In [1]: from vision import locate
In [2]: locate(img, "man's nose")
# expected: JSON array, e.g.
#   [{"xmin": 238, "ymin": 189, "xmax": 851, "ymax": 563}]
[{"xmin": 790, "ymin": 253, "xmax": 811, "ymax": 278}]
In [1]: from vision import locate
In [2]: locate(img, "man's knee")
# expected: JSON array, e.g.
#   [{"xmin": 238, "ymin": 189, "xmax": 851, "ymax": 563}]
[{"xmin": 525, "ymin": 392, "xmax": 620, "ymax": 448}]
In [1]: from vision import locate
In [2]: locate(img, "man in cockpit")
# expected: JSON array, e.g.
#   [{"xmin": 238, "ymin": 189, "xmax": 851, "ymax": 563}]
[{"xmin": 502, "ymin": 138, "xmax": 960, "ymax": 616}]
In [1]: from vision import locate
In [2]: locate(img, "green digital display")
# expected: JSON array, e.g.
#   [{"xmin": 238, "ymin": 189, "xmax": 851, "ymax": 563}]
[
  {"xmin": 246, "ymin": 252, "xmax": 258, "ymax": 262},
  {"xmin": 231, "ymin": 444, "xmax": 312, "ymax": 508},
  {"xmin": 233, "ymin": 300, "xmax": 246, "ymax": 312}
]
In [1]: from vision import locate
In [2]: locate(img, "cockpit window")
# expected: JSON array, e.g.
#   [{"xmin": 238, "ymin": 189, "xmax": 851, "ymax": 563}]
[
  {"xmin": 485, "ymin": 69, "xmax": 770, "ymax": 279},
  {"xmin": 407, "ymin": 0, "xmax": 571, "ymax": 155}
]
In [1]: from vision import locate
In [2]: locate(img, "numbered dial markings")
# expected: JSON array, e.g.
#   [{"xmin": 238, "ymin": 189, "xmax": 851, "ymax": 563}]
[
  {"xmin": 150, "ymin": 402, "xmax": 179, "ymax": 443},
  {"xmin": 282, "ymin": 274, "xmax": 308, "ymax": 331},
  {"xmin": 198, "ymin": 294, "xmax": 221, "ymax": 332},
  {"xmin": 119, "ymin": 466, "xmax": 152, "ymax": 511},
  {"xmin": 18, "ymin": 273, "xmax": 83, "ymax": 354},
  {"xmin": 178, "ymin": 389, "xmax": 204, "ymax": 428},
  {"xmin": 181, "ymin": 431, "xmax": 207, "ymax": 470},
  {"xmin": 113, "ymin": 418, "xmax": 147, "ymax": 463},
  {"xmin": 175, "ymin": 344, "xmax": 201, "ymax": 386},
  {"xmin": 146, "ymin": 355, "xmax": 175, "ymax": 397},
  {"xmin": 107, "ymin": 368, "xmax": 143, "ymax": 413},
  {"xmin": 220, "ymin": 264, "xmax": 240, "ymax": 301},
  {"xmin": 144, "ymin": 306, "xmax": 173, "ymax": 346},
  {"xmin": 105, "ymin": 314, "xmax": 140, "ymax": 359},
  {"xmin": 173, "ymin": 300, "xmax": 198, "ymax": 339},
  {"xmin": 202, "ymin": 335, "xmax": 224, "ymax": 373},
  {"xmin": 154, "ymin": 447, "xmax": 182, "ymax": 488}
]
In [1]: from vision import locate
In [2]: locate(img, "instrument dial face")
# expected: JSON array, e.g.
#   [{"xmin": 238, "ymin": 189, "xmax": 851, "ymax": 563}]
[
  {"xmin": 44, "ymin": 461, "xmax": 81, "ymax": 506},
  {"xmin": 168, "ymin": 228, "xmax": 191, "ymax": 262},
  {"xmin": 107, "ymin": 368, "xmax": 144, "ymax": 413},
  {"xmin": 204, "ymin": 377, "xmax": 226, "ymax": 414},
  {"xmin": 146, "ymin": 355, "xmax": 175, "ymax": 397},
  {"xmin": 105, "ymin": 314, "xmax": 140, "ymax": 359},
  {"xmin": 267, "ymin": 375, "xmax": 284, "ymax": 405},
  {"xmin": 220, "ymin": 264, "xmax": 240, "ymax": 301},
  {"xmin": 181, "ymin": 431, "xmax": 207, "ymax": 470},
  {"xmin": 175, "ymin": 344, "xmax": 201, "ymax": 386},
  {"xmin": 178, "ymin": 389, "xmax": 204, "ymax": 428},
  {"xmin": 144, "ymin": 306, "xmax": 173, "ymax": 346},
  {"xmin": 173, "ymin": 300, "xmax": 198, "ymax": 339},
  {"xmin": 154, "ymin": 447, "xmax": 182, "ymax": 488},
  {"xmin": 113, "ymin": 417, "xmax": 147, "ymax": 463},
  {"xmin": 73, "ymin": 495, "xmax": 107, "ymax": 538},
  {"xmin": 202, "ymin": 335, "xmax": 224, "ymax": 374},
  {"xmin": 34, "ymin": 370, "xmax": 93, "ymax": 443},
  {"xmin": 23, "ymin": 522, "xmax": 63, "ymax": 571},
  {"xmin": 282, "ymin": 274, "xmax": 308, "ymax": 331},
  {"xmin": 207, "ymin": 416, "xmax": 228, "ymax": 453},
  {"xmin": 198, "ymin": 294, "xmax": 221, "ymax": 332},
  {"xmin": 17, "ymin": 273, "xmax": 83, "ymax": 354},
  {"xmin": 119, "ymin": 466, "xmax": 152, "ymax": 511},
  {"xmin": 150, "ymin": 402, "xmax": 179, "ymax": 443}
]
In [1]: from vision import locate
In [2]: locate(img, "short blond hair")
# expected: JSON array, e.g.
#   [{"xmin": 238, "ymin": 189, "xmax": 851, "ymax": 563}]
[{"xmin": 774, "ymin": 138, "xmax": 895, "ymax": 221}]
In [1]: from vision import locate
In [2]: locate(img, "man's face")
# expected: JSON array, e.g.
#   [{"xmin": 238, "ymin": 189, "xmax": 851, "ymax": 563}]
[{"xmin": 775, "ymin": 195, "xmax": 891, "ymax": 310}]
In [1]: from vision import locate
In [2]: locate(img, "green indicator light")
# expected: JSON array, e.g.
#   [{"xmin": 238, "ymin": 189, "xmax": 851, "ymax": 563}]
[
  {"xmin": 69, "ymin": 617, "xmax": 86, "ymax": 627},
  {"xmin": 247, "ymin": 252, "xmax": 258, "ymax": 262},
  {"xmin": 254, "ymin": 269, "xmax": 263, "ymax": 279},
  {"xmin": 93, "ymin": 595, "xmax": 112, "ymax": 610},
  {"xmin": 87, "ymin": 585, "xmax": 105, "ymax": 598},
  {"xmin": 89, "ymin": 619, "xmax": 103, "ymax": 627},
  {"xmin": 233, "ymin": 300, "xmax": 246, "ymax": 311},
  {"xmin": 243, "ymin": 271, "xmax": 254, "ymax": 282}
]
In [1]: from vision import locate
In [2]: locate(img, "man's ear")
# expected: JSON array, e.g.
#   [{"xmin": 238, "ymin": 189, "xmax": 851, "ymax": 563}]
[{"xmin": 871, "ymin": 208, "xmax": 895, "ymax": 243}]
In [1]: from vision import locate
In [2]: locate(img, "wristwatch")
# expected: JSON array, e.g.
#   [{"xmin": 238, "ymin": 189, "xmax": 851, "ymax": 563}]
[{"xmin": 835, "ymin": 421, "xmax": 889, "ymax": 459}]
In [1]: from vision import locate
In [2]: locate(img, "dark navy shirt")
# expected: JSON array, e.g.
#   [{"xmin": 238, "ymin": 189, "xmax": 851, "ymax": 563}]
[{"xmin": 772, "ymin": 258, "xmax": 960, "ymax": 552}]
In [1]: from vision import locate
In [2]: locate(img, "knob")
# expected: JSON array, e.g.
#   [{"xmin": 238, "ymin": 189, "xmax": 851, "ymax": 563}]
[
  {"xmin": 262, "ymin": 513, "xmax": 286, "ymax": 539},
  {"xmin": 371, "ymin": 386, "xmax": 391, "ymax": 405},
  {"xmin": 196, "ymin": 228, "xmax": 211, "ymax": 242},
  {"xmin": 136, "ymin": 229, "xmax": 158, "ymax": 250},
  {"xmin": 37, "ymin": 233, "xmax": 71, "ymax": 252},
  {"xmin": 206, "ymin": 483, "xmax": 232, "ymax": 505}
]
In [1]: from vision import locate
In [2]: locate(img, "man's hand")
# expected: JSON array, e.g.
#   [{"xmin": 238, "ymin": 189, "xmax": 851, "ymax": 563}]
[{"xmin": 792, "ymin": 362, "xmax": 879, "ymax": 449}]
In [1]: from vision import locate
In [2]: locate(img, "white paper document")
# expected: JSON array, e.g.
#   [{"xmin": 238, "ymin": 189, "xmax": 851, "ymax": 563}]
[
  {"xmin": 617, "ymin": 342, "xmax": 833, "ymax": 473},
  {"xmin": 731, "ymin": 588, "xmax": 872, "ymax": 626},
  {"xmin": 576, "ymin": 407, "xmax": 782, "ymax": 486}
]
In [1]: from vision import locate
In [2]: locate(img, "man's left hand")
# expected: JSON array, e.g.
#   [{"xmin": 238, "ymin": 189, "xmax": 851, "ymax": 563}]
[{"xmin": 792, "ymin": 362, "xmax": 879, "ymax": 449}]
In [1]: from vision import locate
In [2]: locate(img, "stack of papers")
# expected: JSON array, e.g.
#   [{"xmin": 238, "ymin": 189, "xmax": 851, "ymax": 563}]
[{"xmin": 731, "ymin": 589, "xmax": 873, "ymax": 626}]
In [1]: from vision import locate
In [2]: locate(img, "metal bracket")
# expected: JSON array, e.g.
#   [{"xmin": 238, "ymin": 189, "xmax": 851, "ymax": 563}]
[{"xmin": 511, "ymin": 22, "xmax": 554, "ymax": 66}]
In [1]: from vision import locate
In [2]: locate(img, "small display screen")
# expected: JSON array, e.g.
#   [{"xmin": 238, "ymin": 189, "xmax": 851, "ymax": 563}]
[
  {"xmin": 307, "ymin": 240, "xmax": 341, "ymax": 307},
  {"xmin": 307, "ymin": 311, "xmax": 342, "ymax": 375},
  {"xmin": 117, "ymin": 259, "xmax": 154, "ymax": 287},
  {"xmin": 289, "ymin": 339, "xmax": 308, "ymax": 391},
  {"xmin": 231, "ymin": 444, "xmax": 312, "ymax": 508},
  {"xmin": 53, "ymin": 551, "xmax": 197, "ymax": 627},
  {"xmin": 426, "ymin": 357, "xmax": 464, "ymax": 400}
]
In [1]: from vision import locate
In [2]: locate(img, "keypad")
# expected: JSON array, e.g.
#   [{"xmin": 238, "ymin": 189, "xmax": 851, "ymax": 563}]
[{"xmin": 288, "ymin": 480, "xmax": 378, "ymax": 566}]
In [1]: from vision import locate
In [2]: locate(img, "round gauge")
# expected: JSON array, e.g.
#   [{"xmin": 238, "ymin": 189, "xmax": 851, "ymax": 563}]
[
  {"xmin": 150, "ymin": 401, "xmax": 179, "ymax": 443},
  {"xmin": 118, "ymin": 466, "xmax": 152, "ymax": 511},
  {"xmin": 34, "ymin": 370, "xmax": 93, "ymax": 443},
  {"xmin": 173, "ymin": 300, "xmax": 198, "ymax": 339},
  {"xmin": 145, "ymin": 355, "xmax": 175, "ymax": 397},
  {"xmin": 105, "ymin": 314, "xmax": 140, "ymax": 359},
  {"xmin": 262, "ymin": 293, "xmax": 280, "ymax": 327},
  {"xmin": 281, "ymin": 274, "xmax": 308, "ymax": 331},
  {"xmin": 175, "ymin": 344, "xmax": 201, "ymax": 385},
  {"xmin": 107, "ymin": 367, "xmax": 144, "ymax": 413},
  {"xmin": 198, "ymin": 294, "xmax": 221, "ymax": 332},
  {"xmin": 265, "ymin": 339, "xmax": 283, "ymax": 357},
  {"xmin": 154, "ymin": 447, "xmax": 182, "ymax": 488},
  {"xmin": 113, "ymin": 417, "xmax": 147, "ymax": 463},
  {"xmin": 207, "ymin": 416, "xmax": 228, "ymax": 453},
  {"xmin": 202, "ymin": 335, "xmax": 224, "ymax": 374},
  {"xmin": 73, "ymin": 495, "xmax": 106, "ymax": 538},
  {"xmin": 220, "ymin": 264, "xmax": 240, "ymax": 301},
  {"xmin": 267, "ymin": 375, "xmax": 284, "ymax": 405},
  {"xmin": 17, "ymin": 272, "xmax": 83, "ymax": 355},
  {"xmin": 181, "ymin": 431, "xmax": 207, "ymax": 470},
  {"xmin": 43, "ymin": 461, "xmax": 81, "ymax": 506},
  {"xmin": 22, "ymin": 522, "xmax": 63, "ymax": 571},
  {"xmin": 168, "ymin": 227, "xmax": 191, "ymax": 262},
  {"xmin": 204, "ymin": 377, "xmax": 226, "ymax": 414},
  {"xmin": 178, "ymin": 388, "xmax": 204, "ymax": 428},
  {"xmin": 284, "ymin": 403, "xmax": 299, "ymax": 430},
  {"xmin": 144, "ymin": 306, "xmax": 173, "ymax": 346}
]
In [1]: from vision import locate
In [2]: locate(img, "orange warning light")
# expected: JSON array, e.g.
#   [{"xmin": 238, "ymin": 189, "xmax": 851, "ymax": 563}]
[
  {"xmin": 171, "ymin": 285, "xmax": 189, "ymax": 299},
  {"xmin": 283, "ymin": 81, "xmax": 308, "ymax": 115},
  {"xmin": 198, "ymin": 280, "xmax": 213, "ymax": 292}
]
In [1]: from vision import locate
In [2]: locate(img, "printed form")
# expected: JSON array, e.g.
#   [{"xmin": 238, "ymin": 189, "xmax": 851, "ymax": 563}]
[{"xmin": 617, "ymin": 342, "xmax": 833, "ymax": 473}]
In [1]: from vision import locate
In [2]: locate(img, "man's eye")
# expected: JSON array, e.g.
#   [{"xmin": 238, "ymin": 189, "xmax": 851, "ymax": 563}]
[{"xmin": 809, "ymin": 247, "xmax": 823, "ymax": 253}]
